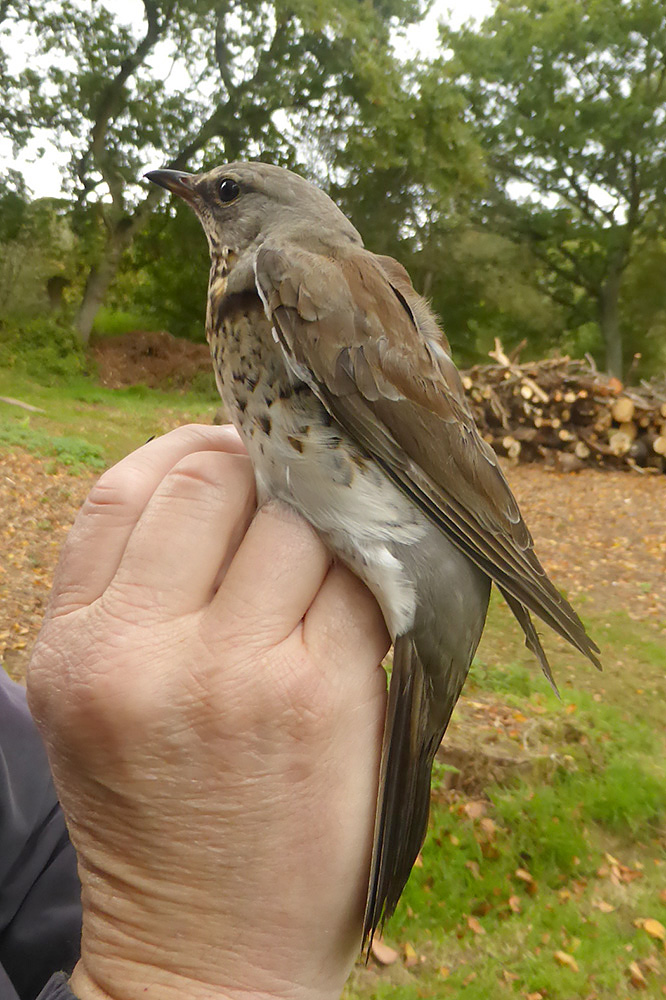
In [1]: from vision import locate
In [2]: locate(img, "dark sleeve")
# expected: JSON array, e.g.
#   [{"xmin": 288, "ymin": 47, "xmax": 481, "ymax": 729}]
[
  {"xmin": 0, "ymin": 668, "xmax": 81, "ymax": 1000},
  {"xmin": 35, "ymin": 974, "xmax": 76, "ymax": 1000}
]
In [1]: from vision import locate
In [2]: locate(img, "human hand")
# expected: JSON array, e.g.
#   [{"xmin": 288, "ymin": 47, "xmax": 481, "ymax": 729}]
[{"xmin": 27, "ymin": 424, "xmax": 389, "ymax": 1000}]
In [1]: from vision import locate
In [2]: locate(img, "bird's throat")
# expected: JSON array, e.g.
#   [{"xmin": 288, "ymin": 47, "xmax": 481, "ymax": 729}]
[{"xmin": 206, "ymin": 248, "xmax": 237, "ymax": 338}]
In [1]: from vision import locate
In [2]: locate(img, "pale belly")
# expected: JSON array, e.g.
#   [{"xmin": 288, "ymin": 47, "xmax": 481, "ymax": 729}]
[
  {"xmin": 239, "ymin": 391, "xmax": 427, "ymax": 639},
  {"xmin": 210, "ymin": 305, "xmax": 428, "ymax": 637}
]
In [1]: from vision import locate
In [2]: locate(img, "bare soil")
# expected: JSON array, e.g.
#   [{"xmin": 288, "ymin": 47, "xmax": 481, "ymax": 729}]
[
  {"xmin": 91, "ymin": 330, "xmax": 210, "ymax": 389},
  {"xmin": 2, "ymin": 451, "xmax": 664, "ymax": 679}
]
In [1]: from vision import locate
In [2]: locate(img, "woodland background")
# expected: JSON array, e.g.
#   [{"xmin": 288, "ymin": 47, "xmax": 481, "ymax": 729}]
[{"xmin": 1, "ymin": 0, "xmax": 666, "ymax": 382}]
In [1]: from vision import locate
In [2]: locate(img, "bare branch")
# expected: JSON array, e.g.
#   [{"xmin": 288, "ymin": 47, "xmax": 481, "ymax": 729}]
[
  {"xmin": 214, "ymin": 5, "xmax": 237, "ymax": 99},
  {"xmin": 81, "ymin": 0, "xmax": 172, "ymax": 208}
]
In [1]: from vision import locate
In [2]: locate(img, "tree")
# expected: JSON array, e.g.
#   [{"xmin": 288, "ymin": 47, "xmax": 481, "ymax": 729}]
[
  {"xmin": 440, "ymin": 0, "xmax": 666, "ymax": 377},
  {"xmin": 10, "ymin": 0, "xmax": 426, "ymax": 343},
  {"xmin": 0, "ymin": 194, "xmax": 75, "ymax": 317}
]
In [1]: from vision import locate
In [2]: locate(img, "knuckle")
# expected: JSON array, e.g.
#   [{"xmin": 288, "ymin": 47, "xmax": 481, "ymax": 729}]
[
  {"xmin": 83, "ymin": 465, "xmax": 144, "ymax": 515},
  {"xmin": 164, "ymin": 451, "xmax": 255, "ymax": 507},
  {"xmin": 28, "ymin": 603, "xmax": 171, "ymax": 752},
  {"xmin": 268, "ymin": 646, "xmax": 336, "ymax": 743}
]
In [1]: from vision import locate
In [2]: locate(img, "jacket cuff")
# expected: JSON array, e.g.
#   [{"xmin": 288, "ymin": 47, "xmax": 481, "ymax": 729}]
[{"xmin": 36, "ymin": 972, "xmax": 78, "ymax": 1000}]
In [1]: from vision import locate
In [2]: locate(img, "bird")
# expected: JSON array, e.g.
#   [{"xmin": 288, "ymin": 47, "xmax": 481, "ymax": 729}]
[{"xmin": 146, "ymin": 161, "xmax": 600, "ymax": 948}]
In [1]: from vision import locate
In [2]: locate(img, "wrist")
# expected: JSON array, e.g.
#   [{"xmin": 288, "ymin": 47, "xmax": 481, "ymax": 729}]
[{"xmin": 70, "ymin": 959, "xmax": 343, "ymax": 1000}]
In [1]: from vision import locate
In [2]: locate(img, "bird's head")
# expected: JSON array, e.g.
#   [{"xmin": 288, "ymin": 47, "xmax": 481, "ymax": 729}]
[{"xmin": 145, "ymin": 161, "xmax": 362, "ymax": 267}]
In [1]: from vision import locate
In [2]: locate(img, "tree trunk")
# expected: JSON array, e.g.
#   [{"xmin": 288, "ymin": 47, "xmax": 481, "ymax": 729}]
[
  {"xmin": 598, "ymin": 265, "xmax": 623, "ymax": 380},
  {"xmin": 75, "ymin": 211, "xmax": 149, "ymax": 345}
]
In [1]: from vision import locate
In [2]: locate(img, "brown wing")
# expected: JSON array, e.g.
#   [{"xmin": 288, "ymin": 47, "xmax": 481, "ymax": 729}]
[{"xmin": 254, "ymin": 243, "xmax": 601, "ymax": 674}]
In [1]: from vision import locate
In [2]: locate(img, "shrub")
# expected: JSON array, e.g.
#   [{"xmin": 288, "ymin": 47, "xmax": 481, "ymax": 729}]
[{"xmin": 0, "ymin": 314, "xmax": 90, "ymax": 383}]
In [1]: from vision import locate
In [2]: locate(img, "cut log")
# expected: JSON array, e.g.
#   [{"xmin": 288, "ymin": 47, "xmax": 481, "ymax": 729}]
[
  {"xmin": 502, "ymin": 436, "xmax": 522, "ymax": 460},
  {"xmin": 611, "ymin": 397, "xmax": 635, "ymax": 423},
  {"xmin": 608, "ymin": 431, "xmax": 633, "ymax": 456},
  {"xmin": 460, "ymin": 343, "xmax": 666, "ymax": 475},
  {"xmin": 618, "ymin": 421, "xmax": 637, "ymax": 442}
]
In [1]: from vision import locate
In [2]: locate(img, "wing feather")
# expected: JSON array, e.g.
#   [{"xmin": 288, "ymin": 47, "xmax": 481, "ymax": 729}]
[{"xmin": 254, "ymin": 242, "xmax": 601, "ymax": 672}]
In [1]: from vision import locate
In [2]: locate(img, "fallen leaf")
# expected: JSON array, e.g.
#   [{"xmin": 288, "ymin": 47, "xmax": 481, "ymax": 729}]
[
  {"xmin": 592, "ymin": 899, "xmax": 616, "ymax": 913},
  {"xmin": 554, "ymin": 950, "xmax": 579, "ymax": 972},
  {"xmin": 509, "ymin": 895, "xmax": 521, "ymax": 913},
  {"xmin": 467, "ymin": 915, "xmax": 486, "ymax": 935},
  {"xmin": 503, "ymin": 969, "xmax": 520, "ymax": 982},
  {"xmin": 465, "ymin": 860, "xmax": 481, "ymax": 880},
  {"xmin": 464, "ymin": 800, "xmax": 487, "ymax": 820},
  {"xmin": 479, "ymin": 817, "xmax": 496, "ymax": 839},
  {"xmin": 628, "ymin": 961, "xmax": 647, "ymax": 989},
  {"xmin": 642, "ymin": 918, "xmax": 666, "ymax": 941},
  {"xmin": 439, "ymin": 966, "xmax": 450, "ymax": 979},
  {"xmin": 403, "ymin": 942, "xmax": 418, "ymax": 968},
  {"xmin": 515, "ymin": 867, "xmax": 534, "ymax": 884},
  {"xmin": 370, "ymin": 938, "xmax": 398, "ymax": 966}
]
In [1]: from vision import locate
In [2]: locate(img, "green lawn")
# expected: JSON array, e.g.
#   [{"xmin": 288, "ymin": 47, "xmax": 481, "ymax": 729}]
[
  {"xmin": 0, "ymin": 368, "xmax": 218, "ymax": 471},
  {"xmin": 347, "ymin": 601, "xmax": 666, "ymax": 999}
]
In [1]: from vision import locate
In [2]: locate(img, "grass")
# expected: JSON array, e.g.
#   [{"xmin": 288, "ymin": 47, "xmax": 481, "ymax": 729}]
[
  {"xmin": 346, "ymin": 602, "xmax": 666, "ymax": 999},
  {"xmin": 0, "ymin": 368, "xmax": 218, "ymax": 470}
]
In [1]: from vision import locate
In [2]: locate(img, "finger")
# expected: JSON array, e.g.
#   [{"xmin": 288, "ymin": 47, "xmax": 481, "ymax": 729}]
[
  {"xmin": 204, "ymin": 501, "xmax": 332, "ymax": 648},
  {"xmin": 303, "ymin": 564, "xmax": 390, "ymax": 676},
  {"xmin": 110, "ymin": 450, "xmax": 256, "ymax": 616},
  {"xmin": 49, "ymin": 424, "xmax": 246, "ymax": 616}
]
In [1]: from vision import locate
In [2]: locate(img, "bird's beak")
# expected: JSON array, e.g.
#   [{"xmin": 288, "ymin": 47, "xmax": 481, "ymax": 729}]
[{"xmin": 145, "ymin": 169, "xmax": 198, "ymax": 205}]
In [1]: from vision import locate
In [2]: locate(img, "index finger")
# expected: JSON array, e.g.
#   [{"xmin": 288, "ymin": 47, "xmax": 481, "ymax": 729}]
[{"xmin": 49, "ymin": 424, "xmax": 246, "ymax": 617}]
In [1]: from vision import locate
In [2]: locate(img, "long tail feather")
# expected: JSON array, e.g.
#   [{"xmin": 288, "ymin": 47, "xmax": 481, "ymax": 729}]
[
  {"xmin": 363, "ymin": 635, "xmax": 451, "ymax": 951},
  {"xmin": 500, "ymin": 588, "xmax": 561, "ymax": 697}
]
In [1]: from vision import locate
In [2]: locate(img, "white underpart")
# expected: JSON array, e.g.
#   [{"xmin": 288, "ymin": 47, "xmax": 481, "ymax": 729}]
[{"xmin": 249, "ymin": 417, "xmax": 425, "ymax": 639}]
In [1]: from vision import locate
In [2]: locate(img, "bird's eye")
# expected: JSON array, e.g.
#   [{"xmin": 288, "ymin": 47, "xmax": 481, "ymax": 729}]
[{"xmin": 219, "ymin": 178, "xmax": 240, "ymax": 203}]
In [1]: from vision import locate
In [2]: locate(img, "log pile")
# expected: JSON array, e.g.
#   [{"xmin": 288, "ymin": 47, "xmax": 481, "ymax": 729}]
[{"xmin": 461, "ymin": 341, "xmax": 666, "ymax": 474}]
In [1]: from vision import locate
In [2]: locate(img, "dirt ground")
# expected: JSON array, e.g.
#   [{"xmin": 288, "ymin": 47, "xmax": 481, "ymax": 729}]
[
  {"xmin": 2, "ymin": 446, "xmax": 665, "ymax": 683},
  {"xmin": 92, "ymin": 330, "xmax": 210, "ymax": 389}
]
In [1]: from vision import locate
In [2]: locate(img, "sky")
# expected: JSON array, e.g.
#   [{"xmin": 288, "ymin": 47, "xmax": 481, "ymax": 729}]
[{"xmin": 1, "ymin": 0, "xmax": 495, "ymax": 199}]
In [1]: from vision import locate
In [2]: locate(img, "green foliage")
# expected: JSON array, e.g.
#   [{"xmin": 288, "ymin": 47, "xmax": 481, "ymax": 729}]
[
  {"xmin": 441, "ymin": 0, "xmax": 666, "ymax": 377},
  {"xmin": 2, "ymin": 0, "xmax": 665, "ymax": 381},
  {"xmin": 108, "ymin": 202, "xmax": 209, "ymax": 342},
  {"xmin": 0, "ymin": 315, "xmax": 89, "ymax": 383},
  {"xmin": 0, "ymin": 422, "xmax": 105, "ymax": 470},
  {"xmin": 92, "ymin": 307, "xmax": 163, "ymax": 339},
  {"xmin": 0, "ymin": 367, "xmax": 218, "ymax": 468},
  {"xmin": 0, "ymin": 196, "xmax": 78, "ymax": 317},
  {"xmin": 5, "ymin": 0, "xmax": 432, "ymax": 341}
]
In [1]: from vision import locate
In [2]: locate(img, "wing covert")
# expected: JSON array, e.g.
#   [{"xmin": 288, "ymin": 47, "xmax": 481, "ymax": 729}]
[{"xmin": 253, "ymin": 241, "xmax": 601, "ymax": 670}]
